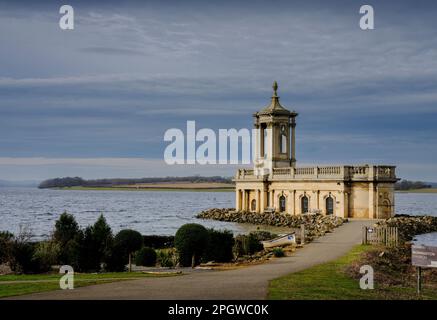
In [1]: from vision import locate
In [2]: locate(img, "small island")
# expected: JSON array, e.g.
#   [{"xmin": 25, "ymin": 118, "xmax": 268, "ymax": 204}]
[{"xmin": 38, "ymin": 176, "xmax": 235, "ymax": 192}]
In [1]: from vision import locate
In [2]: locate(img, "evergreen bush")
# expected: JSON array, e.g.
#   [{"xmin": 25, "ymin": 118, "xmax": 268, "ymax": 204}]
[
  {"xmin": 174, "ymin": 224, "xmax": 208, "ymax": 267},
  {"xmin": 114, "ymin": 229, "xmax": 143, "ymax": 271},
  {"xmin": 203, "ymin": 229, "xmax": 234, "ymax": 263},
  {"xmin": 134, "ymin": 247, "xmax": 157, "ymax": 267}
]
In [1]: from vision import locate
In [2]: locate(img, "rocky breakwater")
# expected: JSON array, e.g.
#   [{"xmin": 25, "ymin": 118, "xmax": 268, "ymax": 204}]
[
  {"xmin": 196, "ymin": 208, "xmax": 347, "ymax": 240},
  {"xmin": 375, "ymin": 214, "xmax": 437, "ymax": 242}
]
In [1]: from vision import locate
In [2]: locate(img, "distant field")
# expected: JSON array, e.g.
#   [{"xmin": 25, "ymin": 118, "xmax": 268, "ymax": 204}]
[
  {"xmin": 58, "ymin": 182, "xmax": 235, "ymax": 192},
  {"xmin": 396, "ymin": 188, "xmax": 437, "ymax": 194}
]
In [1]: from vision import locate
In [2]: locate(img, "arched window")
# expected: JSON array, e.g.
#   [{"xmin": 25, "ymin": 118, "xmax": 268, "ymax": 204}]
[
  {"xmin": 279, "ymin": 195, "xmax": 286, "ymax": 212},
  {"xmin": 301, "ymin": 196, "xmax": 309, "ymax": 214},
  {"xmin": 326, "ymin": 197, "xmax": 334, "ymax": 215},
  {"xmin": 280, "ymin": 134, "xmax": 287, "ymax": 153},
  {"xmin": 251, "ymin": 199, "xmax": 256, "ymax": 212}
]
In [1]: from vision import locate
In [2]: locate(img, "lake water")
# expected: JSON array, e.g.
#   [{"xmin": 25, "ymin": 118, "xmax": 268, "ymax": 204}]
[
  {"xmin": 413, "ymin": 232, "xmax": 437, "ymax": 246},
  {"xmin": 1, "ymin": 187, "xmax": 437, "ymax": 240}
]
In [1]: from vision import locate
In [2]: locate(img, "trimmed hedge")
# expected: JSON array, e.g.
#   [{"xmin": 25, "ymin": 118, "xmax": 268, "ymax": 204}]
[
  {"xmin": 174, "ymin": 224, "xmax": 208, "ymax": 267},
  {"xmin": 143, "ymin": 235, "xmax": 174, "ymax": 248},
  {"xmin": 135, "ymin": 247, "xmax": 157, "ymax": 267},
  {"xmin": 203, "ymin": 229, "xmax": 234, "ymax": 263}
]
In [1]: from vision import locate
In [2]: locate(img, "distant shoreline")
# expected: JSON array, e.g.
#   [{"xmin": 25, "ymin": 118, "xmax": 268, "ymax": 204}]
[
  {"xmin": 53, "ymin": 185, "xmax": 235, "ymax": 192},
  {"xmin": 47, "ymin": 186, "xmax": 437, "ymax": 194},
  {"xmin": 395, "ymin": 188, "xmax": 437, "ymax": 194}
]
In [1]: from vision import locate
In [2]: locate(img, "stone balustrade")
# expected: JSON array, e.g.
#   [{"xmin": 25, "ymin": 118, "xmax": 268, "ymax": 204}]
[{"xmin": 235, "ymin": 165, "xmax": 397, "ymax": 182}]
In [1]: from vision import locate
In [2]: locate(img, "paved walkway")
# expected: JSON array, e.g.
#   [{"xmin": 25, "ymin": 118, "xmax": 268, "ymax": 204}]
[{"xmin": 8, "ymin": 220, "xmax": 371, "ymax": 300}]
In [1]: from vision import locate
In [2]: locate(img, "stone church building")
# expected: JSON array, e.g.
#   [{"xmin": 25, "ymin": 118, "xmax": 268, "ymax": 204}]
[{"xmin": 234, "ymin": 82, "xmax": 398, "ymax": 219}]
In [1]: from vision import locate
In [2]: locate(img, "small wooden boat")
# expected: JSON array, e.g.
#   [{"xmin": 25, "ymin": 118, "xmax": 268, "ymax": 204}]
[{"xmin": 262, "ymin": 233, "xmax": 296, "ymax": 249}]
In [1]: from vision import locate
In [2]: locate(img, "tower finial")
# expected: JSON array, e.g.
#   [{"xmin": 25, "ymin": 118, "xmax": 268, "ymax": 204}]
[{"xmin": 272, "ymin": 81, "xmax": 278, "ymax": 97}]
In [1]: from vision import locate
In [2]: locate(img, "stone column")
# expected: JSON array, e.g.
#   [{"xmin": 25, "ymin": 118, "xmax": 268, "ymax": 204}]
[
  {"xmin": 368, "ymin": 182, "xmax": 375, "ymax": 219},
  {"xmin": 242, "ymin": 190, "xmax": 247, "ymax": 211},
  {"xmin": 235, "ymin": 189, "xmax": 241, "ymax": 211},
  {"xmin": 311, "ymin": 191, "xmax": 318, "ymax": 212},
  {"xmin": 338, "ymin": 191, "xmax": 347, "ymax": 218},
  {"xmin": 260, "ymin": 189, "xmax": 265, "ymax": 213},
  {"xmin": 316, "ymin": 190, "xmax": 320, "ymax": 210},
  {"xmin": 287, "ymin": 190, "xmax": 294, "ymax": 215},
  {"xmin": 260, "ymin": 126, "xmax": 265, "ymax": 159},
  {"xmin": 269, "ymin": 190, "xmax": 274, "ymax": 210},
  {"xmin": 344, "ymin": 192, "xmax": 349, "ymax": 218},
  {"xmin": 291, "ymin": 120, "xmax": 296, "ymax": 167}
]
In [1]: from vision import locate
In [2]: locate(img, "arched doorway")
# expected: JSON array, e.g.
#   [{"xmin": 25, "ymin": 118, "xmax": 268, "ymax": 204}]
[
  {"xmin": 301, "ymin": 196, "xmax": 309, "ymax": 214},
  {"xmin": 326, "ymin": 196, "xmax": 334, "ymax": 215},
  {"xmin": 251, "ymin": 199, "xmax": 256, "ymax": 212},
  {"xmin": 279, "ymin": 195, "xmax": 286, "ymax": 212}
]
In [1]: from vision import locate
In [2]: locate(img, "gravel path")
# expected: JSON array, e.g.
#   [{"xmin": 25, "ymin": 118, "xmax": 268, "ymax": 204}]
[{"xmin": 6, "ymin": 219, "xmax": 371, "ymax": 300}]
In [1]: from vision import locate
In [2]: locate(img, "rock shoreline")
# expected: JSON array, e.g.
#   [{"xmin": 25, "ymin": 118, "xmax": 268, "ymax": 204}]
[
  {"xmin": 196, "ymin": 208, "xmax": 347, "ymax": 240},
  {"xmin": 375, "ymin": 215, "xmax": 437, "ymax": 242}
]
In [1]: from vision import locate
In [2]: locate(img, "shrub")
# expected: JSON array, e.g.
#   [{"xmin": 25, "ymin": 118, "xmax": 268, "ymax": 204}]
[
  {"xmin": 76, "ymin": 226, "xmax": 100, "ymax": 272},
  {"xmin": 233, "ymin": 232, "xmax": 266, "ymax": 258},
  {"xmin": 250, "ymin": 231, "xmax": 277, "ymax": 242},
  {"xmin": 10, "ymin": 242, "xmax": 40, "ymax": 274},
  {"xmin": 0, "ymin": 231, "xmax": 14, "ymax": 264},
  {"xmin": 76, "ymin": 216, "xmax": 113, "ymax": 272},
  {"xmin": 272, "ymin": 247, "xmax": 285, "ymax": 257},
  {"xmin": 135, "ymin": 247, "xmax": 157, "ymax": 267},
  {"xmin": 53, "ymin": 212, "xmax": 80, "ymax": 264},
  {"xmin": 54, "ymin": 212, "xmax": 80, "ymax": 244},
  {"xmin": 156, "ymin": 248, "xmax": 178, "ymax": 268},
  {"xmin": 62, "ymin": 230, "xmax": 85, "ymax": 271},
  {"xmin": 92, "ymin": 214, "xmax": 113, "ymax": 254},
  {"xmin": 114, "ymin": 229, "xmax": 143, "ymax": 271},
  {"xmin": 8, "ymin": 226, "xmax": 44, "ymax": 274},
  {"xmin": 245, "ymin": 233, "xmax": 265, "ymax": 254},
  {"xmin": 104, "ymin": 242, "xmax": 127, "ymax": 272},
  {"xmin": 33, "ymin": 240, "xmax": 60, "ymax": 272},
  {"xmin": 203, "ymin": 229, "xmax": 234, "ymax": 263},
  {"xmin": 174, "ymin": 224, "xmax": 208, "ymax": 267}
]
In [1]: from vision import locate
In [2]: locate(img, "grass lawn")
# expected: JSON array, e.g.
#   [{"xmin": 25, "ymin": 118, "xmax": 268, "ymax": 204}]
[
  {"xmin": 268, "ymin": 245, "xmax": 437, "ymax": 300},
  {"xmin": 0, "ymin": 272, "xmax": 178, "ymax": 298}
]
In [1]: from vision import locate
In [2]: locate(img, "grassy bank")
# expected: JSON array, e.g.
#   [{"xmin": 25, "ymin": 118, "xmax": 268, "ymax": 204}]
[
  {"xmin": 0, "ymin": 272, "xmax": 178, "ymax": 298},
  {"xmin": 268, "ymin": 245, "xmax": 437, "ymax": 300},
  {"xmin": 56, "ymin": 186, "xmax": 234, "ymax": 192}
]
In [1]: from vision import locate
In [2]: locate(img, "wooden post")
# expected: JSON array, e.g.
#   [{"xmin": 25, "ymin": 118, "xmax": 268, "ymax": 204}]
[
  {"xmin": 300, "ymin": 224, "xmax": 305, "ymax": 245},
  {"xmin": 417, "ymin": 267, "xmax": 422, "ymax": 295},
  {"xmin": 362, "ymin": 226, "xmax": 368, "ymax": 245},
  {"xmin": 191, "ymin": 254, "xmax": 196, "ymax": 269},
  {"xmin": 128, "ymin": 253, "xmax": 132, "ymax": 272}
]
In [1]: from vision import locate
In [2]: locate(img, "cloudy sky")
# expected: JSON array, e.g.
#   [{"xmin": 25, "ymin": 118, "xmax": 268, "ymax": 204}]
[{"xmin": 0, "ymin": 0, "xmax": 436, "ymax": 181}]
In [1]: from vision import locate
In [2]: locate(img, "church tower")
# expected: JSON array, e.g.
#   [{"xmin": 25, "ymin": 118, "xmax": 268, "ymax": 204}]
[{"xmin": 253, "ymin": 82, "xmax": 298, "ymax": 175}]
